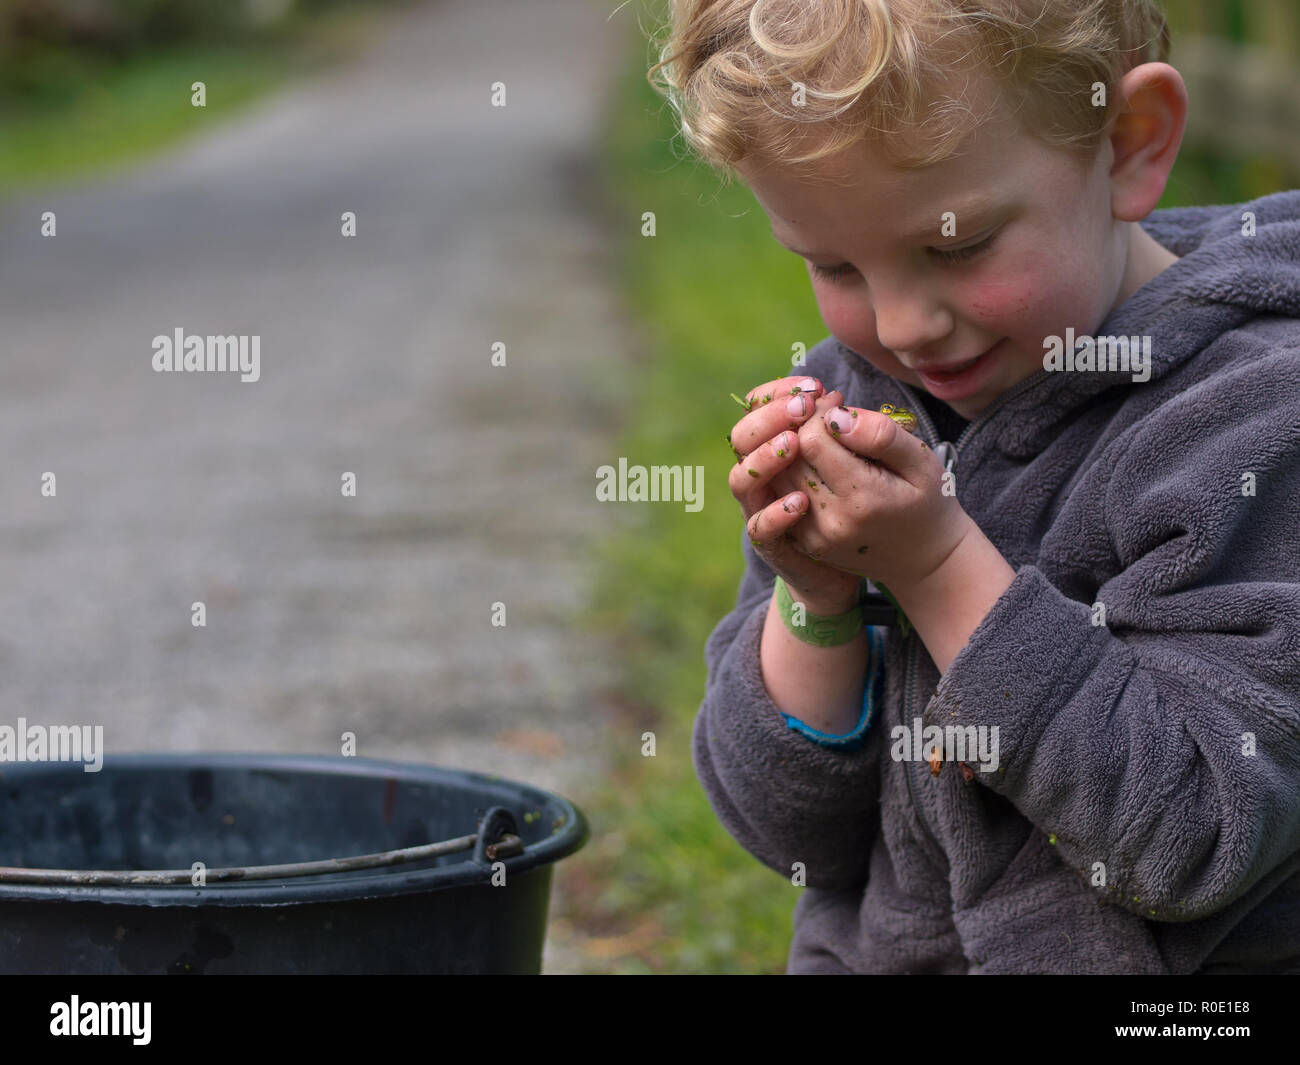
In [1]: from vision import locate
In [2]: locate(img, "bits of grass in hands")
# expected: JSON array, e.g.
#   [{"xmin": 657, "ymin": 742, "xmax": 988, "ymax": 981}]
[
  {"xmin": 806, "ymin": 462, "xmax": 833, "ymax": 495},
  {"xmin": 726, "ymin": 431, "xmax": 743, "ymax": 464}
]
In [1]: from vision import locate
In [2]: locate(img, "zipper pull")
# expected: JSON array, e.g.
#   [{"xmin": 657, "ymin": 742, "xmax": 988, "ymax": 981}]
[{"xmin": 933, "ymin": 441, "xmax": 958, "ymax": 472}]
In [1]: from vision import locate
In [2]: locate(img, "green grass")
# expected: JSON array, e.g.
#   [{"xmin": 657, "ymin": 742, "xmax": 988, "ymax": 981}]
[
  {"xmin": 0, "ymin": 7, "xmax": 382, "ymax": 193},
  {"xmin": 557, "ymin": 24, "xmax": 1294, "ymax": 973},
  {"xmin": 0, "ymin": 48, "xmax": 279, "ymax": 190}
]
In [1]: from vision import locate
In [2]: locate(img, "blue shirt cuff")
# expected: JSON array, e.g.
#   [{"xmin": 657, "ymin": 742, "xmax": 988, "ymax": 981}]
[{"xmin": 779, "ymin": 625, "xmax": 886, "ymax": 751}]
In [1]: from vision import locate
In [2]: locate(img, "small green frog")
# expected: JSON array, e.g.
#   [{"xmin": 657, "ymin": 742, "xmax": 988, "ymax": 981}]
[{"xmin": 878, "ymin": 402, "xmax": 918, "ymax": 435}]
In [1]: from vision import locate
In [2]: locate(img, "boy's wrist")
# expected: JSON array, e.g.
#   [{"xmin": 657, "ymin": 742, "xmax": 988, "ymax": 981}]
[
  {"xmin": 777, "ymin": 577, "xmax": 861, "ymax": 618},
  {"xmin": 888, "ymin": 522, "xmax": 1017, "ymax": 673},
  {"xmin": 773, "ymin": 576, "xmax": 864, "ymax": 646}
]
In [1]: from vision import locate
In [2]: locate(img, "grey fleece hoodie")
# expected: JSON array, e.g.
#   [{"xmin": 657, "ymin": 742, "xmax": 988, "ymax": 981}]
[{"xmin": 695, "ymin": 190, "xmax": 1300, "ymax": 974}]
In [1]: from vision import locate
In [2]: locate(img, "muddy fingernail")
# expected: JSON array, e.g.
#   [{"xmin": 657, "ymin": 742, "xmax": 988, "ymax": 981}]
[
  {"xmin": 826, "ymin": 407, "xmax": 855, "ymax": 435},
  {"xmin": 787, "ymin": 395, "xmax": 807, "ymax": 417},
  {"xmin": 771, "ymin": 432, "xmax": 791, "ymax": 457}
]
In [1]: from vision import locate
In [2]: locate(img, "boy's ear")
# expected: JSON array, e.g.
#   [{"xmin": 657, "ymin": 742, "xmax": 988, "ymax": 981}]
[{"xmin": 1107, "ymin": 62, "xmax": 1187, "ymax": 222}]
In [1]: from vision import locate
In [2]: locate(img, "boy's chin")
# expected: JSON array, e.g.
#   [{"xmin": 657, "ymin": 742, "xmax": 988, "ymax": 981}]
[
  {"xmin": 912, "ymin": 380, "xmax": 996, "ymax": 421},
  {"xmin": 937, "ymin": 391, "xmax": 989, "ymax": 418},
  {"xmin": 931, "ymin": 396, "xmax": 986, "ymax": 421}
]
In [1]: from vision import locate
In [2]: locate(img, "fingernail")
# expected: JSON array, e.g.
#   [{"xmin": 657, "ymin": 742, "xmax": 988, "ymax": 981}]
[
  {"xmin": 771, "ymin": 432, "xmax": 790, "ymax": 457},
  {"xmin": 826, "ymin": 407, "xmax": 855, "ymax": 435},
  {"xmin": 782, "ymin": 493, "xmax": 802, "ymax": 512},
  {"xmin": 793, "ymin": 378, "xmax": 819, "ymax": 394},
  {"xmin": 787, "ymin": 395, "xmax": 807, "ymax": 417}
]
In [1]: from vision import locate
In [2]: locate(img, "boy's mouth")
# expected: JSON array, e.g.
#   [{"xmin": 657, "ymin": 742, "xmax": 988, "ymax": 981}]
[
  {"xmin": 913, "ymin": 341, "xmax": 1001, "ymax": 399},
  {"xmin": 919, "ymin": 353, "xmax": 984, "ymax": 378}
]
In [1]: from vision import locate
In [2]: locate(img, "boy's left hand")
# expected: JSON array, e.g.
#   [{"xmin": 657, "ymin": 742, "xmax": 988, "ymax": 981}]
[{"xmin": 772, "ymin": 390, "xmax": 974, "ymax": 590}]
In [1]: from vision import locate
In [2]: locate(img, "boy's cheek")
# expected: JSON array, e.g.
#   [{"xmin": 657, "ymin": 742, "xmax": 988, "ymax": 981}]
[
  {"xmin": 991, "ymin": 242, "xmax": 1100, "ymax": 322},
  {"xmin": 965, "ymin": 277, "xmax": 1034, "ymax": 323},
  {"xmin": 814, "ymin": 291, "xmax": 898, "ymax": 375},
  {"xmin": 812, "ymin": 285, "xmax": 860, "ymax": 340},
  {"xmin": 966, "ymin": 244, "xmax": 1062, "ymax": 321}
]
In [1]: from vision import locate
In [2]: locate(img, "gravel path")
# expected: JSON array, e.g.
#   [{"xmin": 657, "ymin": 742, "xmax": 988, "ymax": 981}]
[{"xmin": 0, "ymin": 0, "xmax": 637, "ymax": 972}]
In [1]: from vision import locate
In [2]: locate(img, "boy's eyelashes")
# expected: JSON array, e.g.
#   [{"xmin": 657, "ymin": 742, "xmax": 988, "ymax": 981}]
[
  {"xmin": 928, "ymin": 228, "xmax": 1000, "ymax": 264},
  {"xmin": 806, "ymin": 229, "xmax": 1002, "ymax": 282},
  {"xmin": 810, "ymin": 261, "xmax": 855, "ymax": 282}
]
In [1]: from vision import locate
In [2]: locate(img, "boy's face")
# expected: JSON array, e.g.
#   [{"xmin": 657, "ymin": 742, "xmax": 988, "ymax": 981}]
[{"xmin": 740, "ymin": 83, "xmax": 1132, "ymax": 420}]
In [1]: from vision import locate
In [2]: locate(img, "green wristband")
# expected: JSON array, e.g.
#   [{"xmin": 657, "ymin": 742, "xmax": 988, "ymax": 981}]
[{"xmin": 774, "ymin": 577, "xmax": 864, "ymax": 647}]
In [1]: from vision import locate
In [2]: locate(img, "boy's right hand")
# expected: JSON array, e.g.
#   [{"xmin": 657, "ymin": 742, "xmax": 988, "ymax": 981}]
[{"xmin": 728, "ymin": 376, "xmax": 863, "ymax": 615}]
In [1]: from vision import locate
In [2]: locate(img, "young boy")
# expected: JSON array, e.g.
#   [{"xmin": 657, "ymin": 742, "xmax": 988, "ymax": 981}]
[{"xmin": 652, "ymin": 0, "xmax": 1300, "ymax": 972}]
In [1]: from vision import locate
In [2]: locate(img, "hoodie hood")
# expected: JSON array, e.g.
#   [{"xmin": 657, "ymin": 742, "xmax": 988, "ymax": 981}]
[
  {"xmin": 1140, "ymin": 189, "xmax": 1300, "ymax": 316},
  {"xmin": 836, "ymin": 189, "xmax": 1300, "ymax": 457}
]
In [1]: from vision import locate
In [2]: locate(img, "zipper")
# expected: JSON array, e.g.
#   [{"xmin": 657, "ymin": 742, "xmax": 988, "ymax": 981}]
[
  {"xmin": 885, "ymin": 370, "xmax": 1047, "ymax": 871},
  {"xmin": 899, "ymin": 636, "xmax": 948, "ymax": 869},
  {"xmin": 891, "ymin": 368, "xmax": 1049, "ymax": 460}
]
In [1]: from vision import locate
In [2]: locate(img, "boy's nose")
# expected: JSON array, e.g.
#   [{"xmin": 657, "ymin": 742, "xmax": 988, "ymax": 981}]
[{"xmin": 871, "ymin": 284, "xmax": 954, "ymax": 357}]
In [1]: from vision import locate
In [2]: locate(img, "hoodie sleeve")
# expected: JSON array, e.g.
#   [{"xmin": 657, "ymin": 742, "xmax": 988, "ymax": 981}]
[
  {"xmin": 924, "ymin": 343, "xmax": 1300, "ymax": 923},
  {"xmin": 693, "ymin": 527, "xmax": 886, "ymax": 890}
]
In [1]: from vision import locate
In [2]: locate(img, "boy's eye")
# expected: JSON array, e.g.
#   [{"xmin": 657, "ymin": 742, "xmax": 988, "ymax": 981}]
[
  {"xmin": 810, "ymin": 262, "xmax": 855, "ymax": 283},
  {"xmin": 809, "ymin": 228, "xmax": 1002, "ymax": 281},
  {"xmin": 928, "ymin": 230, "xmax": 999, "ymax": 264}
]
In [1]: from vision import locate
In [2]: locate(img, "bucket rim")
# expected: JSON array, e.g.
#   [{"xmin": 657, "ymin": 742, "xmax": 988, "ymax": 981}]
[{"xmin": 0, "ymin": 751, "xmax": 589, "ymax": 907}]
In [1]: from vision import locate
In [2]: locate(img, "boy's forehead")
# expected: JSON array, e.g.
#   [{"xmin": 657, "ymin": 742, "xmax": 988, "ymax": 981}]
[
  {"xmin": 742, "ymin": 74, "xmax": 1038, "ymax": 247},
  {"xmin": 751, "ymin": 147, "xmax": 1013, "ymax": 251}
]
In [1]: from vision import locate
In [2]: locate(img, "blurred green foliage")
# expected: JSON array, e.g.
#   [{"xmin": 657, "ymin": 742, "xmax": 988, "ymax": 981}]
[
  {"xmin": 0, "ymin": 0, "xmax": 408, "ymax": 107},
  {"xmin": 1160, "ymin": 0, "xmax": 1300, "ymax": 200},
  {"xmin": 0, "ymin": 0, "xmax": 405, "ymax": 189}
]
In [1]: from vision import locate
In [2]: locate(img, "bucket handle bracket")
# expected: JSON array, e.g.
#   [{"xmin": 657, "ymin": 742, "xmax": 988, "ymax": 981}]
[{"xmin": 473, "ymin": 806, "xmax": 524, "ymax": 866}]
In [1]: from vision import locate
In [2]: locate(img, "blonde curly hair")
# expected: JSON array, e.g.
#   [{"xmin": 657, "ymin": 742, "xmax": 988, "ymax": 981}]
[{"xmin": 648, "ymin": 0, "xmax": 1170, "ymax": 180}]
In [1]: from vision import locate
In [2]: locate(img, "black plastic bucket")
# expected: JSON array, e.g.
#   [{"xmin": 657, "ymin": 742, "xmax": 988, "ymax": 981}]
[{"xmin": 0, "ymin": 753, "xmax": 588, "ymax": 974}]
